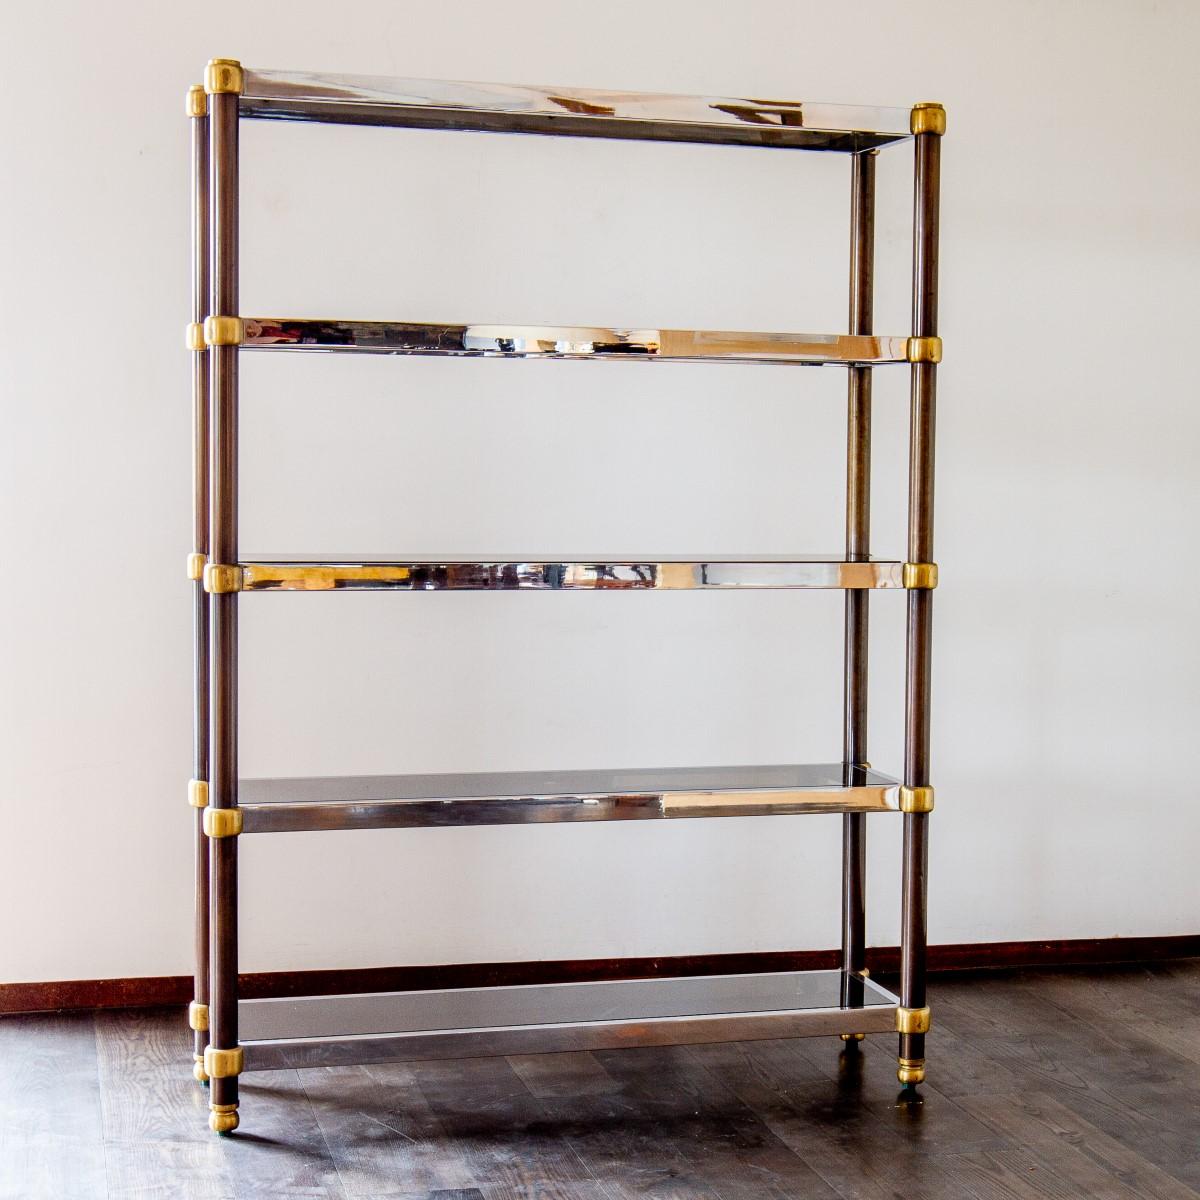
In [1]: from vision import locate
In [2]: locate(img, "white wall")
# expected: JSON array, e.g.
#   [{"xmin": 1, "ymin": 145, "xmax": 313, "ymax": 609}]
[{"xmin": 3, "ymin": 0, "xmax": 1198, "ymax": 983}]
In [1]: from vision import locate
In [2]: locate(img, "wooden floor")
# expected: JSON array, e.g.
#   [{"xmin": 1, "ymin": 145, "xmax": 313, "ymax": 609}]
[{"xmin": 3, "ymin": 961, "xmax": 1199, "ymax": 1200}]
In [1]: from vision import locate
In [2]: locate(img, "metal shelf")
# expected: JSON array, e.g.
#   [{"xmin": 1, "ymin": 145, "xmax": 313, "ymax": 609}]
[
  {"xmin": 239, "ymin": 763, "xmax": 900, "ymax": 834},
  {"xmin": 227, "ymin": 557, "xmax": 907, "ymax": 593},
  {"xmin": 240, "ymin": 969, "xmax": 899, "ymax": 1071},
  {"xmin": 239, "ymin": 70, "xmax": 912, "ymax": 153},
  {"xmin": 240, "ymin": 320, "xmax": 910, "ymax": 365}
]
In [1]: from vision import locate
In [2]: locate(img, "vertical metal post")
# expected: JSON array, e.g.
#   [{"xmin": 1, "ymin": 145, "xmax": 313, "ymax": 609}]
[
  {"xmin": 187, "ymin": 84, "xmax": 211, "ymax": 1087},
  {"xmin": 899, "ymin": 103, "xmax": 943, "ymax": 1088},
  {"xmin": 206, "ymin": 58, "xmax": 242, "ymax": 1135},
  {"xmin": 840, "ymin": 149, "xmax": 876, "ymax": 1035}
]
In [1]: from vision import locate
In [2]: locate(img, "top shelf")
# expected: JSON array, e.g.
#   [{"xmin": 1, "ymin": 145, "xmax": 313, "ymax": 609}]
[{"xmin": 239, "ymin": 69, "xmax": 913, "ymax": 153}]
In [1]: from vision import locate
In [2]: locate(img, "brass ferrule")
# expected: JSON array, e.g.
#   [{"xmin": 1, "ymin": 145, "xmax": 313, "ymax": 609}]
[
  {"xmin": 188, "ymin": 1001, "xmax": 209, "ymax": 1032},
  {"xmin": 202, "ymin": 315, "xmax": 244, "ymax": 346},
  {"xmin": 193, "ymin": 1054, "xmax": 209, "ymax": 1084},
  {"xmin": 209, "ymin": 1102, "xmax": 239, "ymax": 1133},
  {"xmin": 204, "ymin": 58, "xmax": 244, "ymax": 96},
  {"xmin": 203, "ymin": 1045, "xmax": 244, "ymax": 1078},
  {"xmin": 188, "ymin": 779, "xmax": 209, "ymax": 809},
  {"xmin": 186, "ymin": 551, "xmax": 207, "ymax": 581},
  {"xmin": 906, "ymin": 335, "xmax": 943, "ymax": 364},
  {"xmin": 902, "ymin": 562, "xmax": 938, "ymax": 590},
  {"xmin": 203, "ymin": 807, "xmax": 243, "ymax": 838},
  {"xmin": 186, "ymin": 322, "xmax": 206, "ymax": 352},
  {"xmin": 203, "ymin": 564, "xmax": 244, "ymax": 594},
  {"xmin": 910, "ymin": 102, "xmax": 946, "ymax": 136},
  {"xmin": 897, "ymin": 1057, "xmax": 926, "ymax": 1085},
  {"xmin": 895, "ymin": 1005, "xmax": 932, "ymax": 1035},
  {"xmin": 186, "ymin": 85, "xmax": 207, "ymax": 118},
  {"xmin": 898, "ymin": 785, "xmax": 935, "ymax": 814}
]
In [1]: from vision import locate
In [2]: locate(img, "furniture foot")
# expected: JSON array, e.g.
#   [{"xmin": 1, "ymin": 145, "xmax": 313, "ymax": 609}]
[
  {"xmin": 209, "ymin": 1102, "xmax": 239, "ymax": 1134},
  {"xmin": 897, "ymin": 1055, "xmax": 925, "ymax": 1086}
]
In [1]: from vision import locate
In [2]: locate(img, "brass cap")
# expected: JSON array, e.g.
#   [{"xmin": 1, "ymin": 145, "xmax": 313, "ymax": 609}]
[
  {"xmin": 898, "ymin": 785, "xmax": 935, "ymax": 814},
  {"xmin": 906, "ymin": 335, "xmax": 943, "ymax": 364},
  {"xmin": 186, "ymin": 85, "xmax": 207, "ymax": 118},
  {"xmin": 186, "ymin": 551, "xmax": 206, "ymax": 580},
  {"xmin": 895, "ymin": 1005, "xmax": 932, "ymax": 1035},
  {"xmin": 203, "ymin": 563, "xmax": 244, "ymax": 594},
  {"xmin": 897, "ymin": 1057, "xmax": 926, "ymax": 1085},
  {"xmin": 205, "ymin": 58, "xmax": 244, "ymax": 95},
  {"xmin": 910, "ymin": 102, "xmax": 946, "ymax": 136},
  {"xmin": 902, "ymin": 562, "xmax": 939, "ymax": 590},
  {"xmin": 202, "ymin": 315, "xmax": 244, "ymax": 346},
  {"xmin": 209, "ymin": 1102, "xmax": 239, "ymax": 1133},
  {"xmin": 203, "ymin": 1045, "xmax": 244, "ymax": 1078}
]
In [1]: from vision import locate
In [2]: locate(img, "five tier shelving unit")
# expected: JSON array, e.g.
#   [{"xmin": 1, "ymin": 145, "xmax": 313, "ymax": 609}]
[{"xmin": 185, "ymin": 58, "xmax": 944, "ymax": 1134}]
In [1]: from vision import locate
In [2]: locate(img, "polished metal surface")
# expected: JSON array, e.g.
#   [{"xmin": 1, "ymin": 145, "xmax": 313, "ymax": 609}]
[
  {"xmin": 238, "ymin": 763, "xmax": 901, "ymax": 834},
  {"xmin": 240, "ymin": 970, "xmax": 899, "ymax": 1070},
  {"xmin": 240, "ymin": 70, "xmax": 912, "ymax": 152},
  {"xmin": 234, "ymin": 558, "xmax": 906, "ymax": 593},
  {"xmin": 241, "ymin": 320, "xmax": 908, "ymax": 366}
]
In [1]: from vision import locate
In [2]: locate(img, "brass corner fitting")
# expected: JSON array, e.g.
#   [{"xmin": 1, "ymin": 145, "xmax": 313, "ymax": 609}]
[
  {"xmin": 203, "ymin": 807, "xmax": 243, "ymax": 838},
  {"xmin": 209, "ymin": 1102, "xmax": 239, "ymax": 1133},
  {"xmin": 186, "ymin": 323, "xmax": 206, "ymax": 352},
  {"xmin": 204, "ymin": 58, "xmax": 244, "ymax": 96},
  {"xmin": 188, "ymin": 1001, "xmax": 209, "ymax": 1033},
  {"xmin": 902, "ymin": 562, "xmax": 938, "ymax": 590},
  {"xmin": 189, "ymin": 779, "xmax": 209, "ymax": 809},
  {"xmin": 187, "ymin": 551, "xmax": 207, "ymax": 580},
  {"xmin": 895, "ymin": 1005, "xmax": 932, "ymax": 1035},
  {"xmin": 898, "ymin": 785, "xmax": 935, "ymax": 814},
  {"xmin": 202, "ymin": 315, "xmax": 244, "ymax": 346},
  {"xmin": 186, "ymin": 84, "xmax": 207, "ymax": 118},
  {"xmin": 897, "ymin": 1056, "xmax": 926, "ymax": 1085},
  {"xmin": 910, "ymin": 102, "xmax": 946, "ymax": 136},
  {"xmin": 906, "ymin": 335, "xmax": 943, "ymax": 364},
  {"xmin": 203, "ymin": 564, "xmax": 244, "ymax": 594},
  {"xmin": 203, "ymin": 1045, "xmax": 244, "ymax": 1079}
]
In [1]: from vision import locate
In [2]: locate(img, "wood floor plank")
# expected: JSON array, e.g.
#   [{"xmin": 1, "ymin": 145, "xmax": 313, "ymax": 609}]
[
  {"xmin": 960, "ymin": 1091, "xmax": 1200, "ymax": 1200},
  {"xmin": 299, "ymin": 1062, "xmax": 476, "ymax": 1196}
]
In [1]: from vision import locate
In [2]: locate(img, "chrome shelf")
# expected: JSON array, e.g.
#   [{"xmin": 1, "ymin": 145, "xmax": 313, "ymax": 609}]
[
  {"xmin": 240, "ymin": 70, "xmax": 912, "ymax": 153},
  {"xmin": 239, "ymin": 763, "xmax": 901, "ymax": 834},
  {"xmin": 232, "ymin": 557, "xmax": 907, "ymax": 593},
  {"xmin": 240, "ymin": 969, "xmax": 899, "ymax": 1070},
  {"xmin": 241, "ymin": 320, "xmax": 909, "ymax": 366}
]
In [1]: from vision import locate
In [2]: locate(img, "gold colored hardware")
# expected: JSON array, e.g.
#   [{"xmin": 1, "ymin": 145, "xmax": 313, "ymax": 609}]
[
  {"xmin": 188, "ymin": 779, "xmax": 209, "ymax": 809},
  {"xmin": 906, "ymin": 335, "xmax": 943, "ymax": 364},
  {"xmin": 203, "ymin": 564, "xmax": 244, "ymax": 594},
  {"xmin": 897, "ymin": 1056, "xmax": 926, "ymax": 1085},
  {"xmin": 840, "ymin": 1032, "xmax": 865, "ymax": 1042},
  {"xmin": 203, "ymin": 807, "xmax": 243, "ymax": 838},
  {"xmin": 899, "ymin": 785, "xmax": 935, "ymax": 814},
  {"xmin": 188, "ymin": 1001, "xmax": 209, "ymax": 1032},
  {"xmin": 895, "ymin": 1005, "xmax": 932, "ymax": 1035},
  {"xmin": 902, "ymin": 562, "xmax": 939, "ymax": 590},
  {"xmin": 204, "ymin": 58, "xmax": 244, "ymax": 96},
  {"xmin": 203, "ymin": 1045, "xmax": 244, "ymax": 1078},
  {"xmin": 910, "ymin": 102, "xmax": 946, "ymax": 136},
  {"xmin": 186, "ymin": 84, "xmax": 207, "ymax": 118},
  {"xmin": 186, "ymin": 552, "xmax": 206, "ymax": 580},
  {"xmin": 209, "ymin": 1102, "xmax": 239, "ymax": 1134},
  {"xmin": 186, "ymin": 322, "xmax": 206, "ymax": 352},
  {"xmin": 193, "ymin": 1054, "xmax": 209, "ymax": 1084},
  {"xmin": 203, "ymin": 315, "xmax": 244, "ymax": 346}
]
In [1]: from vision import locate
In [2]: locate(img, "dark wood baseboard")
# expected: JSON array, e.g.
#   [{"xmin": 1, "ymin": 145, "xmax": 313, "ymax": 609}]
[{"xmin": 4, "ymin": 935, "xmax": 1197, "ymax": 1015}]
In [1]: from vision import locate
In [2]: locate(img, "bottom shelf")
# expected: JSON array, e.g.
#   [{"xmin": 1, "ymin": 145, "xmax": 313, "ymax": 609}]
[{"xmin": 240, "ymin": 969, "xmax": 898, "ymax": 1071}]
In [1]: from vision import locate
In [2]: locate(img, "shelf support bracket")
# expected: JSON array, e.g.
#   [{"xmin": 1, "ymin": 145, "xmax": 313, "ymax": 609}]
[
  {"xmin": 898, "ymin": 785, "xmax": 934, "ymax": 814},
  {"xmin": 188, "ymin": 1001, "xmax": 209, "ymax": 1032},
  {"xmin": 202, "ymin": 316, "xmax": 244, "ymax": 346},
  {"xmin": 203, "ymin": 564, "xmax": 244, "ymax": 594},
  {"xmin": 204, "ymin": 58, "xmax": 244, "ymax": 96},
  {"xmin": 186, "ymin": 322, "xmax": 206, "ymax": 352},
  {"xmin": 189, "ymin": 779, "xmax": 209, "ymax": 809},
  {"xmin": 187, "ymin": 552, "xmax": 207, "ymax": 581},
  {"xmin": 203, "ymin": 807, "xmax": 243, "ymax": 838},
  {"xmin": 895, "ymin": 1005, "xmax": 932, "ymax": 1035},
  {"xmin": 902, "ymin": 562, "xmax": 938, "ymax": 590},
  {"xmin": 905, "ymin": 335, "xmax": 942, "ymax": 363}
]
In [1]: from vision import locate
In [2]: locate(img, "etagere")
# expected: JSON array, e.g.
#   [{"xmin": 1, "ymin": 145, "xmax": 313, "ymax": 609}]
[{"xmin": 186, "ymin": 60, "xmax": 943, "ymax": 1134}]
